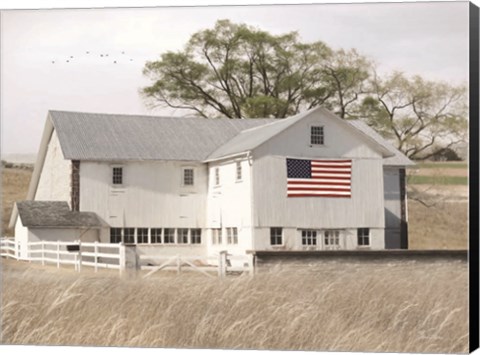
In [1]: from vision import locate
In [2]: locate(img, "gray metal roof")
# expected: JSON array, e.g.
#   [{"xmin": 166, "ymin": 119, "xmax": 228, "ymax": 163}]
[
  {"xmin": 346, "ymin": 120, "xmax": 414, "ymax": 167},
  {"xmin": 50, "ymin": 111, "xmax": 276, "ymax": 161},
  {"xmin": 207, "ymin": 109, "xmax": 311, "ymax": 160},
  {"xmin": 17, "ymin": 201, "xmax": 103, "ymax": 228}
]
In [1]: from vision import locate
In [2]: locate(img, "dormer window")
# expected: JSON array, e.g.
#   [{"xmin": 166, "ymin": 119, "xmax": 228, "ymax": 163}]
[{"xmin": 311, "ymin": 126, "xmax": 324, "ymax": 145}]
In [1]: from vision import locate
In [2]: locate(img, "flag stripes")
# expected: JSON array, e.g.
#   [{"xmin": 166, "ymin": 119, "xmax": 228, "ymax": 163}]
[{"xmin": 286, "ymin": 158, "xmax": 352, "ymax": 197}]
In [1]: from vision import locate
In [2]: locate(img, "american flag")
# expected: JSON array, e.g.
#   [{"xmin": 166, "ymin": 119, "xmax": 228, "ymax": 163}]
[{"xmin": 286, "ymin": 158, "xmax": 352, "ymax": 197}]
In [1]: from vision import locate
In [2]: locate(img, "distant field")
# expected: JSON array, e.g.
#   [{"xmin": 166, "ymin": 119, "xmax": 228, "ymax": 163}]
[
  {"xmin": 416, "ymin": 162, "xmax": 468, "ymax": 169},
  {"xmin": 408, "ymin": 175, "xmax": 468, "ymax": 185},
  {"xmin": 0, "ymin": 258, "xmax": 468, "ymax": 352},
  {"xmin": 1, "ymin": 167, "xmax": 32, "ymax": 236}
]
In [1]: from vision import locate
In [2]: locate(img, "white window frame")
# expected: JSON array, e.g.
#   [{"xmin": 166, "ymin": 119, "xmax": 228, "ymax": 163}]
[
  {"xmin": 270, "ymin": 227, "xmax": 283, "ymax": 246},
  {"xmin": 212, "ymin": 228, "xmax": 223, "ymax": 245},
  {"xmin": 112, "ymin": 166, "xmax": 124, "ymax": 186},
  {"xmin": 151, "ymin": 228, "xmax": 162, "ymax": 244},
  {"xmin": 324, "ymin": 230, "xmax": 341, "ymax": 248},
  {"xmin": 191, "ymin": 229, "xmax": 202, "ymax": 244},
  {"xmin": 301, "ymin": 229, "xmax": 317, "ymax": 246},
  {"xmin": 177, "ymin": 228, "xmax": 189, "ymax": 244},
  {"xmin": 310, "ymin": 125, "xmax": 325, "ymax": 146},
  {"xmin": 357, "ymin": 228, "xmax": 370, "ymax": 247},
  {"xmin": 163, "ymin": 228, "xmax": 175, "ymax": 244},
  {"xmin": 137, "ymin": 228, "xmax": 149, "ymax": 244},
  {"xmin": 182, "ymin": 167, "xmax": 195, "ymax": 187},
  {"xmin": 227, "ymin": 227, "xmax": 238, "ymax": 245}
]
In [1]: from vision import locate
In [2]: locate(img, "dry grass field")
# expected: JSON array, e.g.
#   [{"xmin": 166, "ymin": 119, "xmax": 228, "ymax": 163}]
[
  {"xmin": 1, "ymin": 167, "xmax": 32, "ymax": 236},
  {"xmin": 0, "ymin": 258, "xmax": 468, "ymax": 352}
]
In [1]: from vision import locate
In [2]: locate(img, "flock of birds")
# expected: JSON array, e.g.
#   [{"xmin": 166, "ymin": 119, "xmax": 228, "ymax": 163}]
[{"xmin": 51, "ymin": 51, "xmax": 134, "ymax": 64}]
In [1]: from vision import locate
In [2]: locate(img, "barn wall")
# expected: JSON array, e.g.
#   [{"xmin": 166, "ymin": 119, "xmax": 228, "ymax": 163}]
[
  {"xmin": 206, "ymin": 158, "xmax": 254, "ymax": 254},
  {"xmin": 80, "ymin": 160, "xmax": 207, "ymax": 228},
  {"xmin": 136, "ymin": 244, "xmax": 207, "ymax": 258},
  {"xmin": 251, "ymin": 155, "xmax": 385, "ymax": 229},
  {"xmin": 254, "ymin": 228, "xmax": 384, "ymax": 251},
  {"xmin": 35, "ymin": 130, "xmax": 72, "ymax": 202},
  {"xmin": 254, "ymin": 110, "xmax": 383, "ymax": 160}
]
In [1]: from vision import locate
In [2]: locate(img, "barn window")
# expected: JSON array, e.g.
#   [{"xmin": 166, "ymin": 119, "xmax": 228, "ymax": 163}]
[
  {"xmin": 357, "ymin": 228, "xmax": 370, "ymax": 246},
  {"xmin": 191, "ymin": 229, "xmax": 202, "ymax": 244},
  {"xmin": 212, "ymin": 228, "xmax": 222, "ymax": 245},
  {"xmin": 215, "ymin": 167, "xmax": 220, "ymax": 185},
  {"xmin": 124, "ymin": 228, "xmax": 135, "ymax": 244},
  {"xmin": 110, "ymin": 228, "xmax": 122, "ymax": 243},
  {"xmin": 301, "ymin": 230, "xmax": 317, "ymax": 245},
  {"xmin": 270, "ymin": 227, "xmax": 283, "ymax": 245},
  {"xmin": 324, "ymin": 230, "xmax": 340, "ymax": 246},
  {"xmin": 236, "ymin": 161, "xmax": 242, "ymax": 181},
  {"xmin": 183, "ymin": 168, "xmax": 194, "ymax": 186},
  {"xmin": 178, "ymin": 229, "xmax": 189, "ymax": 244},
  {"xmin": 137, "ymin": 228, "xmax": 149, "ymax": 244},
  {"xmin": 112, "ymin": 167, "xmax": 123, "ymax": 185},
  {"xmin": 310, "ymin": 126, "xmax": 324, "ymax": 145},
  {"xmin": 151, "ymin": 228, "xmax": 162, "ymax": 243},
  {"xmin": 227, "ymin": 227, "xmax": 238, "ymax": 244},
  {"xmin": 164, "ymin": 228, "xmax": 175, "ymax": 244}
]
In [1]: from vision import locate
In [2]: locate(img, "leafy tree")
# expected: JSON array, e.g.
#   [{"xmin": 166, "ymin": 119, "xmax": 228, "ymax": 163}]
[
  {"xmin": 361, "ymin": 72, "xmax": 467, "ymax": 160},
  {"xmin": 142, "ymin": 20, "xmax": 372, "ymax": 119}
]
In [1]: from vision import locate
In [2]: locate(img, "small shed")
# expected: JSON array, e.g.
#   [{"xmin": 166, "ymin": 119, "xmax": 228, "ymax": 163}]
[{"xmin": 13, "ymin": 201, "xmax": 103, "ymax": 258}]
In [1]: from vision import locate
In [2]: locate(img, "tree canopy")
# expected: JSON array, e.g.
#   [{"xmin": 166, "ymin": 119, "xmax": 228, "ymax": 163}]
[
  {"xmin": 142, "ymin": 19, "xmax": 468, "ymax": 160},
  {"xmin": 361, "ymin": 72, "xmax": 467, "ymax": 160}
]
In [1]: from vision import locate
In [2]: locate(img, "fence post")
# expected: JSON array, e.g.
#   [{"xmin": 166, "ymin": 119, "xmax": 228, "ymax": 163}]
[
  {"xmin": 176, "ymin": 255, "xmax": 181, "ymax": 275},
  {"xmin": 77, "ymin": 240, "xmax": 82, "ymax": 272},
  {"xmin": 41, "ymin": 241, "xmax": 45, "ymax": 266},
  {"xmin": 218, "ymin": 251, "xmax": 227, "ymax": 278},
  {"xmin": 247, "ymin": 253, "xmax": 255, "ymax": 276},
  {"xmin": 74, "ymin": 254, "xmax": 78, "ymax": 272},
  {"xmin": 119, "ymin": 242, "xmax": 126, "ymax": 275},
  {"xmin": 94, "ymin": 241, "xmax": 99, "ymax": 272},
  {"xmin": 57, "ymin": 240, "xmax": 60, "ymax": 269}
]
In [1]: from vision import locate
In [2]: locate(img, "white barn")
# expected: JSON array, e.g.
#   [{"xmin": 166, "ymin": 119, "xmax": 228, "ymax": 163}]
[{"xmin": 9, "ymin": 107, "xmax": 413, "ymax": 259}]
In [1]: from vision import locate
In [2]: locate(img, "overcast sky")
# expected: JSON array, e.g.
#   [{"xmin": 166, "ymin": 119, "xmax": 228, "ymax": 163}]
[{"xmin": 0, "ymin": 1, "xmax": 470, "ymax": 156}]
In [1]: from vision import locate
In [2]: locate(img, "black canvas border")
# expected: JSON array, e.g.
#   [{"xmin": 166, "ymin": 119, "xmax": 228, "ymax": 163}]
[{"xmin": 469, "ymin": 1, "xmax": 479, "ymax": 353}]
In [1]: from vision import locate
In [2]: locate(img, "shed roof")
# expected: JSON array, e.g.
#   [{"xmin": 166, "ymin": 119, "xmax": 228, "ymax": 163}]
[
  {"xmin": 49, "ymin": 110, "xmax": 276, "ymax": 161},
  {"xmin": 16, "ymin": 201, "xmax": 103, "ymax": 228}
]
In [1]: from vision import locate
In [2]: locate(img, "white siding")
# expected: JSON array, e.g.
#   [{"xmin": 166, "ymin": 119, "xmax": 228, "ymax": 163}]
[
  {"xmin": 206, "ymin": 159, "xmax": 253, "ymax": 254},
  {"xmin": 254, "ymin": 110, "xmax": 383, "ymax": 160},
  {"xmin": 254, "ymin": 227, "xmax": 384, "ymax": 251},
  {"xmin": 35, "ymin": 130, "xmax": 71, "ymax": 202},
  {"xmin": 252, "ymin": 155, "xmax": 385, "ymax": 229},
  {"xmin": 28, "ymin": 228, "xmax": 99, "ymax": 243},
  {"xmin": 14, "ymin": 218, "xmax": 29, "ymax": 259},
  {"xmin": 80, "ymin": 161, "xmax": 207, "ymax": 228}
]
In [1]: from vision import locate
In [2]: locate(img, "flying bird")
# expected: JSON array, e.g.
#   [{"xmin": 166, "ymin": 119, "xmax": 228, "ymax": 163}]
[
  {"xmin": 113, "ymin": 61, "xmax": 117, "ymax": 64},
  {"xmin": 86, "ymin": 51, "xmax": 90, "ymax": 54},
  {"xmin": 100, "ymin": 54, "xmax": 104, "ymax": 57},
  {"xmin": 52, "ymin": 61, "xmax": 55, "ymax": 64}
]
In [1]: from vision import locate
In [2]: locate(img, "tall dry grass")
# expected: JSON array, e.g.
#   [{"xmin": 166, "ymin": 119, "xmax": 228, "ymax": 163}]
[{"xmin": 1, "ymin": 259, "xmax": 468, "ymax": 353}]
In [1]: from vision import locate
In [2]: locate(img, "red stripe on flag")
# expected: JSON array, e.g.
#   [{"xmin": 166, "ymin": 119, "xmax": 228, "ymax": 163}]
[
  {"xmin": 287, "ymin": 194, "xmax": 351, "ymax": 198},
  {"xmin": 287, "ymin": 181, "xmax": 351, "ymax": 186}
]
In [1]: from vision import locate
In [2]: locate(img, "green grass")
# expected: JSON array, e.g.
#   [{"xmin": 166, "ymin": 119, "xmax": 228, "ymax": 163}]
[
  {"xmin": 416, "ymin": 162, "xmax": 468, "ymax": 169},
  {"xmin": 407, "ymin": 175, "xmax": 468, "ymax": 185}
]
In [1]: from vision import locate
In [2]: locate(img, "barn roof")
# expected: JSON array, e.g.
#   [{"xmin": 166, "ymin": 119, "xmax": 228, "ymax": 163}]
[
  {"xmin": 16, "ymin": 201, "xmax": 103, "ymax": 228},
  {"xmin": 206, "ymin": 107, "xmax": 400, "ymax": 162},
  {"xmin": 49, "ymin": 111, "xmax": 276, "ymax": 161},
  {"xmin": 347, "ymin": 120, "xmax": 414, "ymax": 166}
]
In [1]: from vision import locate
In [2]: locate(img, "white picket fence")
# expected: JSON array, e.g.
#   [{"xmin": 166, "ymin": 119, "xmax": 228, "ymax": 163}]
[
  {"xmin": 1, "ymin": 238, "xmax": 122, "ymax": 272},
  {"xmin": 1, "ymin": 237, "xmax": 254, "ymax": 277}
]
